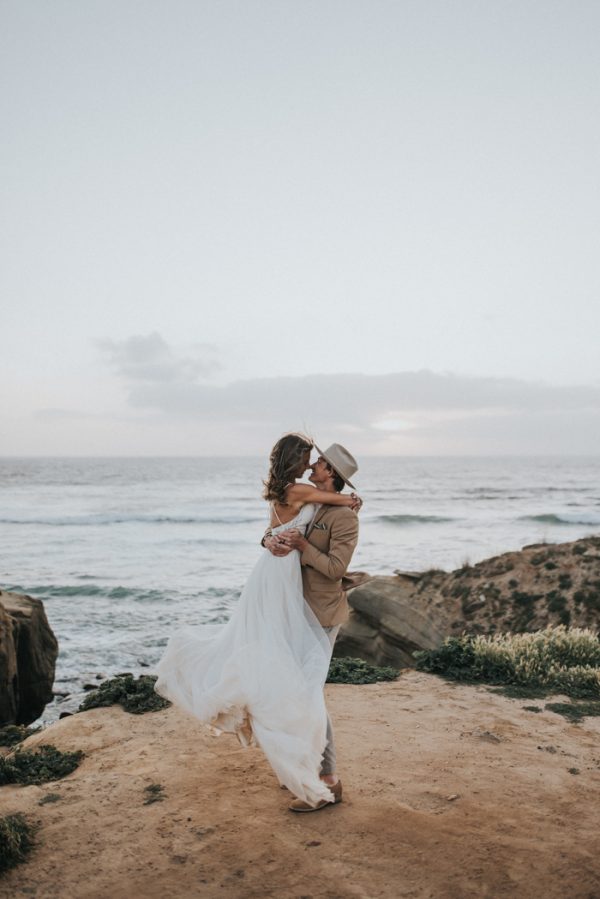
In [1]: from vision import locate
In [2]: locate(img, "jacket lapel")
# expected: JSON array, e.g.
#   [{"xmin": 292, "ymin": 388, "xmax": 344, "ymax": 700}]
[{"xmin": 306, "ymin": 503, "xmax": 327, "ymax": 536}]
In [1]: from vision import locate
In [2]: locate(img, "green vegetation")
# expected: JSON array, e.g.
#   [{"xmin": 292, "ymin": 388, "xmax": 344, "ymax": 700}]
[
  {"xmin": 38, "ymin": 792, "xmax": 61, "ymax": 805},
  {"xmin": 79, "ymin": 674, "xmax": 171, "ymax": 715},
  {"xmin": 573, "ymin": 582, "xmax": 600, "ymax": 613},
  {"xmin": 415, "ymin": 626, "xmax": 600, "ymax": 699},
  {"xmin": 0, "ymin": 725, "xmax": 40, "ymax": 747},
  {"xmin": 327, "ymin": 657, "xmax": 399, "ymax": 685},
  {"xmin": 491, "ymin": 684, "xmax": 549, "ymax": 699},
  {"xmin": 531, "ymin": 552, "xmax": 551, "ymax": 566},
  {"xmin": 0, "ymin": 814, "xmax": 37, "ymax": 874},
  {"xmin": 0, "ymin": 745, "xmax": 84, "ymax": 786},
  {"xmin": 143, "ymin": 783, "xmax": 165, "ymax": 805},
  {"xmin": 545, "ymin": 701, "xmax": 600, "ymax": 723}
]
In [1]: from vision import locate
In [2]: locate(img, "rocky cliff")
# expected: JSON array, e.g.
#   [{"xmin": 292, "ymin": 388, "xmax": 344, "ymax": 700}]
[
  {"xmin": 336, "ymin": 536, "xmax": 600, "ymax": 668},
  {"xmin": 0, "ymin": 590, "xmax": 58, "ymax": 726}
]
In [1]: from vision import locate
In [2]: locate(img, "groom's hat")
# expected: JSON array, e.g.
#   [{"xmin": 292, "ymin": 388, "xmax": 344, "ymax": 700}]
[{"xmin": 314, "ymin": 443, "xmax": 358, "ymax": 490}]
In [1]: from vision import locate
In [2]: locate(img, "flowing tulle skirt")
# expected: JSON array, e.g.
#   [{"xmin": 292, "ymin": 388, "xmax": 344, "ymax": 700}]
[{"xmin": 154, "ymin": 546, "xmax": 334, "ymax": 806}]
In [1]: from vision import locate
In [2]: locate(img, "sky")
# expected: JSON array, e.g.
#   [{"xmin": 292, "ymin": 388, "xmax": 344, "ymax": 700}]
[{"xmin": 1, "ymin": 0, "xmax": 599, "ymax": 456}]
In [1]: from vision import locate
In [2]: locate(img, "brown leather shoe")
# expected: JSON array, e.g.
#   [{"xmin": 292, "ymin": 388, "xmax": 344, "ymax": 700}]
[{"xmin": 288, "ymin": 780, "xmax": 342, "ymax": 813}]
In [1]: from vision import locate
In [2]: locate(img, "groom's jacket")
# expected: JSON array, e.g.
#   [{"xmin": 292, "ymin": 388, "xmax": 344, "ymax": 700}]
[{"xmin": 300, "ymin": 504, "xmax": 359, "ymax": 627}]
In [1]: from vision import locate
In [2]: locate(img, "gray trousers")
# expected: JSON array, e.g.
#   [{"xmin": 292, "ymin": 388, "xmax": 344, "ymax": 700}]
[{"xmin": 321, "ymin": 625, "xmax": 340, "ymax": 776}]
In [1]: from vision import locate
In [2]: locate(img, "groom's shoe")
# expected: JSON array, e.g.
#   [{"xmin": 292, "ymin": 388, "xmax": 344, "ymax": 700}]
[{"xmin": 288, "ymin": 780, "xmax": 342, "ymax": 813}]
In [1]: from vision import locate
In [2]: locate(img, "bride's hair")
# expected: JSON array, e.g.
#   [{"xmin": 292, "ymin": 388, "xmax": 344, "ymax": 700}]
[{"xmin": 263, "ymin": 432, "xmax": 313, "ymax": 504}]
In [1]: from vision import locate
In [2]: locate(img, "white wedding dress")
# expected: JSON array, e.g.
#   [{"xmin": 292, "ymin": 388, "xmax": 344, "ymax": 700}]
[{"xmin": 154, "ymin": 503, "xmax": 335, "ymax": 806}]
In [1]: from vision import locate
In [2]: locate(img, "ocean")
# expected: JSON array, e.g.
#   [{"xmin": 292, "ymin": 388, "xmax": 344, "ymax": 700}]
[{"xmin": 1, "ymin": 455, "xmax": 599, "ymax": 723}]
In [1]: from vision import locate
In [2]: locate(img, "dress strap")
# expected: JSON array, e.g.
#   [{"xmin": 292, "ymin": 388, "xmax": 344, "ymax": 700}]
[{"xmin": 271, "ymin": 502, "xmax": 284, "ymax": 526}]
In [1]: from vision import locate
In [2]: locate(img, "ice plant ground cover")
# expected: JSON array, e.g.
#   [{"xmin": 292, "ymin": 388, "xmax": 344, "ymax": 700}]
[
  {"xmin": 415, "ymin": 626, "xmax": 600, "ymax": 699},
  {"xmin": 0, "ymin": 745, "xmax": 84, "ymax": 786},
  {"xmin": 0, "ymin": 814, "xmax": 37, "ymax": 874}
]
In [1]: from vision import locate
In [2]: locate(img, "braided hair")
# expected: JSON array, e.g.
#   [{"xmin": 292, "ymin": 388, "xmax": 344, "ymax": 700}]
[{"xmin": 262, "ymin": 433, "xmax": 313, "ymax": 504}]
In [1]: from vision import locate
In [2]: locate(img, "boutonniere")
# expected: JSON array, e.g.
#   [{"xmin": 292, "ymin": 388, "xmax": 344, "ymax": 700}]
[{"xmin": 313, "ymin": 522, "xmax": 328, "ymax": 531}]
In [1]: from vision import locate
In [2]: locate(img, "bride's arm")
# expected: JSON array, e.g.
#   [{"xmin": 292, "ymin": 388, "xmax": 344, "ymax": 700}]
[{"xmin": 285, "ymin": 484, "xmax": 360, "ymax": 507}]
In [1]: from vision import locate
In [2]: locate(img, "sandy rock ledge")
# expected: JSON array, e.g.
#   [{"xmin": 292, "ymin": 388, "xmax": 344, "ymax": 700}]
[{"xmin": 1, "ymin": 671, "xmax": 599, "ymax": 898}]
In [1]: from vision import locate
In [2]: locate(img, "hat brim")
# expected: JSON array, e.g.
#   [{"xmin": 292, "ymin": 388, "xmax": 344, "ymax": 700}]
[{"xmin": 314, "ymin": 444, "xmax": 356, "ymax": 490}]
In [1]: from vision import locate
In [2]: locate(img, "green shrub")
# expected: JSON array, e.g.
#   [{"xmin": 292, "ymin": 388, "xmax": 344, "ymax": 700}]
[
  {"xmin": 415, "ymin": 626, "xmax": 600, "ymax": 699},
  {"xmin": 0, "ymin": 725, "xmax": 40, "ymax": 747},
  {"xmin": 79, "ymin": 674, "xmax": 170, "ymax": 715},
  {"xmin": 143, "ymin": 783, "xmax": 165, "ymax": 805},
  {"xmin": 545, "ymin": 701, "xmax": 600, "ymax": 723},
  {"xmin": 38, "ymin": 792, "xmax": 61, "ymax": 805},
  {"xmin": 327, "ymin": 657, "xmax": 399, "ymax": 684},
  {"xmin": 0, "ymin": 814, "xmax": 37, "ymax": 873},
  {"xmin": 0, "ymin": 745, "xmax": 84, "ymax": 786}
]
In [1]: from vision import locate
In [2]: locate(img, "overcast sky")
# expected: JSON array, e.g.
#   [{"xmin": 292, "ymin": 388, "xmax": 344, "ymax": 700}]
[{"xmin": 1, "ymin": 1, "xmax": 599, "ymax": 456}]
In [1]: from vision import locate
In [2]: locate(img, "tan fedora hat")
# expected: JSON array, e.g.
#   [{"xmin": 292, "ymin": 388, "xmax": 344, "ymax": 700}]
[{"xmin": 314, "ymin": 443, "xmax": 358, "ymax": 490}]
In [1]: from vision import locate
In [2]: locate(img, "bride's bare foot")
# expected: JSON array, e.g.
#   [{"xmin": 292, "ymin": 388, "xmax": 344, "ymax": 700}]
[{"xmin": 237, "ymin": 715, "xmax": 254, "ymax": 747}]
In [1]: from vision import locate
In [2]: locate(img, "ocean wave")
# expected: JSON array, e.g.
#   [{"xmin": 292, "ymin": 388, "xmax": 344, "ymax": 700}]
[
  {"xmin": 520, "ymin": 513, "xmax": 600, "ymax": 526},
  {"xmin": 375, "ymin": 514, "xmax": 456, "ymax": 525},
  {"xmin": 5, "ymin": 583, "xmax": 238, "ymax": 603},
  {"xmin": 7, "ymin": 584, "xmax": 171, "ymax": 601},
  {"xmin": 0, "ymin": 513, "xmax": 264, "ymax": 527}
]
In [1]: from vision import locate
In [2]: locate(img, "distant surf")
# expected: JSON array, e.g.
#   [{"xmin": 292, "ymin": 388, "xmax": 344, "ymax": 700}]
[
  {"xmin": 0, "ymin": 513, "xmax": 264, "ymax": 527},
  {"xmin": 520, "ymin": 513, "xmax": 600, "ymax": 527},
  {"xmin": 375, "ymin": 514, "xmax": 456, "ymax": 525}
]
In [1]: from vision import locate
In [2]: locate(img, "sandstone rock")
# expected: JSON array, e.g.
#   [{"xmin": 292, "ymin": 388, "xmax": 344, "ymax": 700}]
[
  {"xmin": 0, "ymin": 590, "xmax": 58, "ymax": 726},
  {"xmin": 335, "ymin": 575, "xmax": 447, "ymax": 667},
  {"xmin": 0, "ymin": 602, "xmax": 18, "ymax": 723}
]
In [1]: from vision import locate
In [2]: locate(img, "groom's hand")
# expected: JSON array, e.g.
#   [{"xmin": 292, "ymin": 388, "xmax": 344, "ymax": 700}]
[{"xmin": 264, "ymin": 535, "xmax": 294, "ymax": 557}]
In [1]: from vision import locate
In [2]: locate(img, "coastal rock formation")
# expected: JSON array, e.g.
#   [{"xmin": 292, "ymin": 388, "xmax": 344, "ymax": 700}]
[
  {"xmin": 336, "ymin": 536, "xmax": 600, "ymax": 668},
  {"xmin": 0, "ymin": 590, "xmax": 58, "ymax": 726},
  {"xmin": 334, "ymin": 574, "xmax": 446, "ymax": 667},
  {"xmin": 0, "ymin": 602, "xmax": 18, "ymax": 723}
]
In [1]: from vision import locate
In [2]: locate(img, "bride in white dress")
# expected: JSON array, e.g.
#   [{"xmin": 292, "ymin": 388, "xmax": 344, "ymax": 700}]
[{"xmin": 154, "ymin": 433, "xmax": 360, "ymax": 807}]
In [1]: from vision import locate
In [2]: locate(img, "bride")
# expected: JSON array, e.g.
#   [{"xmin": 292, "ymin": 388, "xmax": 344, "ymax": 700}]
[{"xmin": 154, "ymin": 433, "xmax": 361, "ymax": 807}]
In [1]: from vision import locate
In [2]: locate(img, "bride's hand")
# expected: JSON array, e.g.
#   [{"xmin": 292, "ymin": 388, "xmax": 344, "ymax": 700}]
[
  {"xmin": 350, "ymin": 493, "xmax": 363, "ymax": 512},
  {"xmin": 264, "ymin": 535, "xmax": 294, "ymax": 557}
]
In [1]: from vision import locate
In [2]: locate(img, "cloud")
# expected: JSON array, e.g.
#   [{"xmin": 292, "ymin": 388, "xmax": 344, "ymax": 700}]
[
  {"xmin": 121, "ymin": 367, "xmax": 600, "ymax": 424},
  {"xmin": 37, "ymin": 333, "xmax": 589, "ymax": 455},
  {"xmin": 34, "ymin": 408, "xmax": 98, "ymax": 420},
  {"xmin": 96, "ymin": 333, "xmax": 220, "ymax": 383}
]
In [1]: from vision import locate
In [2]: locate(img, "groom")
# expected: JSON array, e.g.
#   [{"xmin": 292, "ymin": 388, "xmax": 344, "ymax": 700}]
[{"xmin": 264, "ymin": 443, "xmax": 361, "ymax": 812}]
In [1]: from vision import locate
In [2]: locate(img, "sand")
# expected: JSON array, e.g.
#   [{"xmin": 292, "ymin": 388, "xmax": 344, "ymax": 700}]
[{"xmin": 1, "ymin": 671, "xmax": 599, "ymax": 899}]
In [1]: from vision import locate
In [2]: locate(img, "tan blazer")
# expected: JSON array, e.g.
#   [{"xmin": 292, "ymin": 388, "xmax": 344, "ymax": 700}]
[{"xmin": 300, "ymin": 504, "xmax": 359, "ymax": 627}]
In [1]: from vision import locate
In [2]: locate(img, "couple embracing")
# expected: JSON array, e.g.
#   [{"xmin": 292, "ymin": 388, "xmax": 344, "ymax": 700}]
[{"xmin": 155, "ymin": 433, "xmax": 363, "ymax": 813}]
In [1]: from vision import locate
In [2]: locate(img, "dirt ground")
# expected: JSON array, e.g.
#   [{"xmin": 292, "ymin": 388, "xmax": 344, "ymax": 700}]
[{"xmin": 2, "ymin": 670, "xmax": 599, "ymax": 899}]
